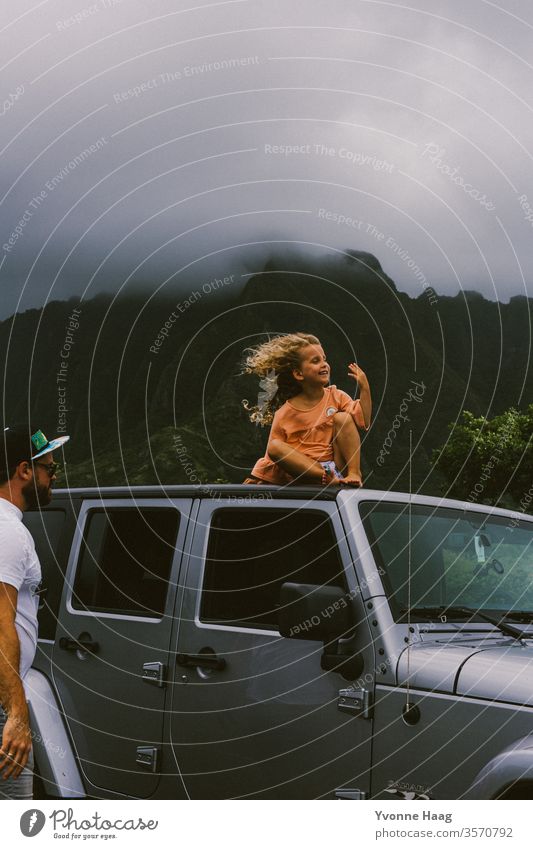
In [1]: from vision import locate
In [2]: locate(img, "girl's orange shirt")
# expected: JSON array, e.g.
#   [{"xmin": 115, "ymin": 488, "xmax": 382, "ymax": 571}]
[{"xmin": 251, "ymin": 385, "xmax": 366, "ymax": 484}]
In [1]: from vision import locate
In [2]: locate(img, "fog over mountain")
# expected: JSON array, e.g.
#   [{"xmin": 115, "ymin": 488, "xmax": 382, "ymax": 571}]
[{"xmin": 2, "ymin": 0, "xmax": 533, "ymax": 320}]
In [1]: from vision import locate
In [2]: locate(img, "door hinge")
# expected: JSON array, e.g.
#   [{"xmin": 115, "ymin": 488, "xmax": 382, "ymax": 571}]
[
  {"xmin": 135, "ymin": 746, "xmax": 160, "ymax": 772},
  {"xmin": 142, "ymin": 661, "xmax": 167, "ymax": 688},
  {"xmin": 335, "ymin": 788, "xmax": 367, "ymax": 799},
  {"xmin": 337, "ymin": 687, "xmax": 372, "ymax": 719}
]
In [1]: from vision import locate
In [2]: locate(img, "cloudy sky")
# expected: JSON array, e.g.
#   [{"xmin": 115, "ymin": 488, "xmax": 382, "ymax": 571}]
[{"xmin": 1, "ymin": 0, "xmax": 533, "ymax": 317}]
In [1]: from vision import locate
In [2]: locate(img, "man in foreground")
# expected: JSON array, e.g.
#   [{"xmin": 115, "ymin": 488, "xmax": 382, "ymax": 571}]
[{"xmin": 0, "ymin": 427, "xmax": 69, "ymax": 799}]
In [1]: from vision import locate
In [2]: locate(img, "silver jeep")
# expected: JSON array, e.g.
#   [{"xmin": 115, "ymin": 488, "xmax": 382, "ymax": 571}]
[{"xmin": 24, "ymin": 485, "xmax": 533, "ymax": 799}]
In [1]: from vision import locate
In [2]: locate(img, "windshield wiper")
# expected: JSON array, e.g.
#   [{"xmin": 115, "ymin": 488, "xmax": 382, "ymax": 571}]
[
  {"xmin": 499, "ymin": 611, "xmax": 533, "ymax": 624},
  {"xmin": 401, "ymin": 605, "xmax": 528, "ymax": 639}
]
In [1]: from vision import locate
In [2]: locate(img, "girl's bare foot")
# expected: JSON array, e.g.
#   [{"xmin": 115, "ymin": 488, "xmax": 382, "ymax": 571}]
[{"xmin": 339, "ymin": 472, "xmax": 363, "ymax": 487}]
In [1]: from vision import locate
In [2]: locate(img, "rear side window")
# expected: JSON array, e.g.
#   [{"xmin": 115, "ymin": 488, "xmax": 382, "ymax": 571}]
[
  {"xmin": 72, "ymin": 508, "xmax": 180, "ymax": 617},
  {"xmin": 23, "ymin": 510, "xmax": 66, "ymax": 640},
  {"xmin": 200, "ymin": 508, "xmax": 346, "ymax": 630}
]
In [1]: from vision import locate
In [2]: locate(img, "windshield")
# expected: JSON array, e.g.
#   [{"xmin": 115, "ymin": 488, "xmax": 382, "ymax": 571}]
[{"xmin": 359, "ymin": 501, "xmax": 533, "ymax": 621}]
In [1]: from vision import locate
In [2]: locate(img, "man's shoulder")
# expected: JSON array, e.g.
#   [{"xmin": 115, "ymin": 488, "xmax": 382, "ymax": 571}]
[
  {"xmin": 0, "ymin": 524, "xmax": 39, "ymax": 587},
  {"xmin": 0, "ymin": 508, "xmax": 34, "ymax": 560},
  {"xmin": 0, "ymin": 514, "xmax": 26, "ymax": 541},
  {"xmin": 0, "ymin": 498, "xmax": 22, "ymax": 518}
]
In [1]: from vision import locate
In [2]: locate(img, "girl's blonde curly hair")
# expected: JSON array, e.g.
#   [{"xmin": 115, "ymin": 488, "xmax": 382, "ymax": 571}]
[{"xmin": 242, "ymin": 333, "xmax": 320, "ymax": 425}]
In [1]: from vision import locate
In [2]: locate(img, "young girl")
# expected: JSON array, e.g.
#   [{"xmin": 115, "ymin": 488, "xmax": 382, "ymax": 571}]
[{"xmin": 243, "ymin": 333, "xmax": 371, "ymax": 486}]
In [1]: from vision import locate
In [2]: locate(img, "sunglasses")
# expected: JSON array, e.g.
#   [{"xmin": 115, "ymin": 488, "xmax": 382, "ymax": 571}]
[{"xmin": 33, "ymin": 461, "xmax": 62, "ymax": 477}]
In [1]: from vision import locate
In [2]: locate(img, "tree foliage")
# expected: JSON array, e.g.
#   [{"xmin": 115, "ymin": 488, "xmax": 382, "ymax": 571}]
[{"xmin": 433, "ymin": 406, "xmax": 533, "ymax": 510}]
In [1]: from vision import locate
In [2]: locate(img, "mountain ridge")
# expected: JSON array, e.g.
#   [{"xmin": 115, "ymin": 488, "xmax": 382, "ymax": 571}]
[{"xmin": 1, "ymin": 249, "xmax": 530, "ymax": 496}]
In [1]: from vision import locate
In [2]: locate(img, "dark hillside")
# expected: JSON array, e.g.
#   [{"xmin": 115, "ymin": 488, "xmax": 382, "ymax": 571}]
[{"xmin": 1, "ymin": 250, "xmax": 531, "ymax": 495}]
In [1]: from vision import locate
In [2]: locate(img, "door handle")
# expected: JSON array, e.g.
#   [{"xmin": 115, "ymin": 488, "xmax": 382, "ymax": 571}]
[
  {"xmin": 176, "ymin": 652, "xmax": 226, "ymax": 671},
  {"xmin": 59, "ymin": 636, "xmax": 100, "ymax": 655}
]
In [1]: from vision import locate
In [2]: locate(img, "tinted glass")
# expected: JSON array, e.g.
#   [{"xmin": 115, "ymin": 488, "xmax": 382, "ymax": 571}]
[
  {"xmin": 360, "ymin": 501, "xmax": 533, "ymax": 620},
  {"xmin": 201, "ymin": 508, "xmax": 346, "ymax": 630},
  {"xmin": 72, "ymin": 508, "xmax": 180, "ymax": 617}
]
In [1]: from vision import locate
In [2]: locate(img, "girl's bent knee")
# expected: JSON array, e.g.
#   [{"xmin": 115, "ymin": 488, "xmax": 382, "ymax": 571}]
[
  {"xmin": 267, "ymin": 439, "xmax": 284, "ymax": 462},
  {"xmin": 333, "ymin": 411, "xmax": 353, "ymax": 429}
]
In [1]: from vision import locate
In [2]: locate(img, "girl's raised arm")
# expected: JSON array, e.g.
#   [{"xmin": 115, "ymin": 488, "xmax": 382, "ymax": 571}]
[{"xmin": 347, "ymin": 363, "xmax": 372, "ymax": 429}]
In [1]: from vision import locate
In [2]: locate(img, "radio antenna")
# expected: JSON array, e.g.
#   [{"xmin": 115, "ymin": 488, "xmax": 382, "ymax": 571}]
[{"xmin": 403, "ymin": 428, "xmax": 420, "ymax": 725}]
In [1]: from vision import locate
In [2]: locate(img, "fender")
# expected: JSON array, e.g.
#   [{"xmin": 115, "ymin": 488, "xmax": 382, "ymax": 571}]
[
  {"xmin": 464, "ymin": 733, "xmax": 533, "ymax": 799},
  {"xmin": 25, "ymin": 668, "xmax": 85, "ymax": 798}
]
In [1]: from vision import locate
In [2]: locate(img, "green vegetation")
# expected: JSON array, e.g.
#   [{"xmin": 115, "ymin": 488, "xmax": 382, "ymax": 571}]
[
  {"xmin": 443, "ymin": 546, "xmax": 532, "ymax": 609},
  {"xmin": 433, "ymin": 407, "xmax": 533, "ymax": 509},
  {"xmin": 2, "ymin": 250, "xmax": 531, "ymax": 494}
]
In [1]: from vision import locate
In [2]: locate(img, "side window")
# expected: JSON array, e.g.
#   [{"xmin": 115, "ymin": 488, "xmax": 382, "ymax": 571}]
[
  {"xmin": 200, "ymin": 508, "xmax": 346, "ymax": 630},
  {"xmin": 23, "ymin": 510, "xmax": 66, "ymax": 640},
  {"xmin": 72, "ymin": 508, "xmax": 180, "ymax": 618},
  {"xmin": 359, "ymin": 501, "xmax": 448, "ymax": 616}
]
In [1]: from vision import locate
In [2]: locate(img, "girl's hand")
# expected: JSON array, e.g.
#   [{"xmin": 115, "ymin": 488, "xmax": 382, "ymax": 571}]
[{"xmin": 347, "ymin": 363, "xmax": 368, "ymax": 387}]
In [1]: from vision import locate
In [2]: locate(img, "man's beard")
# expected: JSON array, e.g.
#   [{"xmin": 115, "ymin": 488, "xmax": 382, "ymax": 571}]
[{"xmin": 22, "ymin": 478, "xmax": 51, "ymax": 509}]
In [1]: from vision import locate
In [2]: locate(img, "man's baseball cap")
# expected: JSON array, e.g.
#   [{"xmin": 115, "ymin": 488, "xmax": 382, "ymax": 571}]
[
  {"xmin": 2, "ymin": 427, "xmax": 70, "ymax": 465},
  {"xmin": 29, "ymin": 428, "xmax": 70, "ymax": 459}
]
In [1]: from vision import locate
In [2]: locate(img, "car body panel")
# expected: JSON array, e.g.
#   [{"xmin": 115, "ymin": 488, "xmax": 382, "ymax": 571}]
[
  {"xmin": 170, "ymin": 497, "xmax": 376, "ymax": 799},
  {"xmin": 26, "ymin": 486, "xmax": 533, "ymax": 799},
  {"xmin": 50, "ymin": 497, "xmax": 193, "ymax": 798}
]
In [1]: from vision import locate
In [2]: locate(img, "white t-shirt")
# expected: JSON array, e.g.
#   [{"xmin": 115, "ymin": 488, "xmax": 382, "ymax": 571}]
[{"xmin": 0, "ymin": 498, "xmax": 41, "ymax": 681}]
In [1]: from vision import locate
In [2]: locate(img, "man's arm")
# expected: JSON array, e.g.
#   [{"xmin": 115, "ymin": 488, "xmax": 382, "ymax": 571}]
[
  {"xmin": 0, "ymin": 582, "xmax": 32, "ymax": 780},
  {"xmin": 347, "ymin": 363, "xmax": 372, "ymax": 429}
]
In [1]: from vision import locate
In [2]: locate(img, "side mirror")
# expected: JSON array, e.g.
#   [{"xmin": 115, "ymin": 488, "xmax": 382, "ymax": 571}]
[
  {"xmin": 278, "ymin": 582, "xmax": 363, "ymax": 680},
  {"xmin": 278, "ymin": 582, "xmax": 355, "ymax": 641}
]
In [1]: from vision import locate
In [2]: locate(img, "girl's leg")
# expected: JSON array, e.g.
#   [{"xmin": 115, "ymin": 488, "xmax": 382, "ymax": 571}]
[
  {"xmin": 332, "ymin": 412, "xmax": 362, "ymax": 486},
  {"xmin": 268, "ymin": 440, "xmax": 327, "ymax": 483}
]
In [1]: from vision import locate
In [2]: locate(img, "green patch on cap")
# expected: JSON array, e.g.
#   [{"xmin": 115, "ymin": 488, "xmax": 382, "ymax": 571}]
[{"xmin": 31, "ymin": 430, "xmax": 49, "ymax": 452}]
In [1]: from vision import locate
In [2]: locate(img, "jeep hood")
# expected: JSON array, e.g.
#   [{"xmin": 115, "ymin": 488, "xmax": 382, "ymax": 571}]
[{"xmin": 397, "ymin": 640, "xmax": 533, "ymax": 706}]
